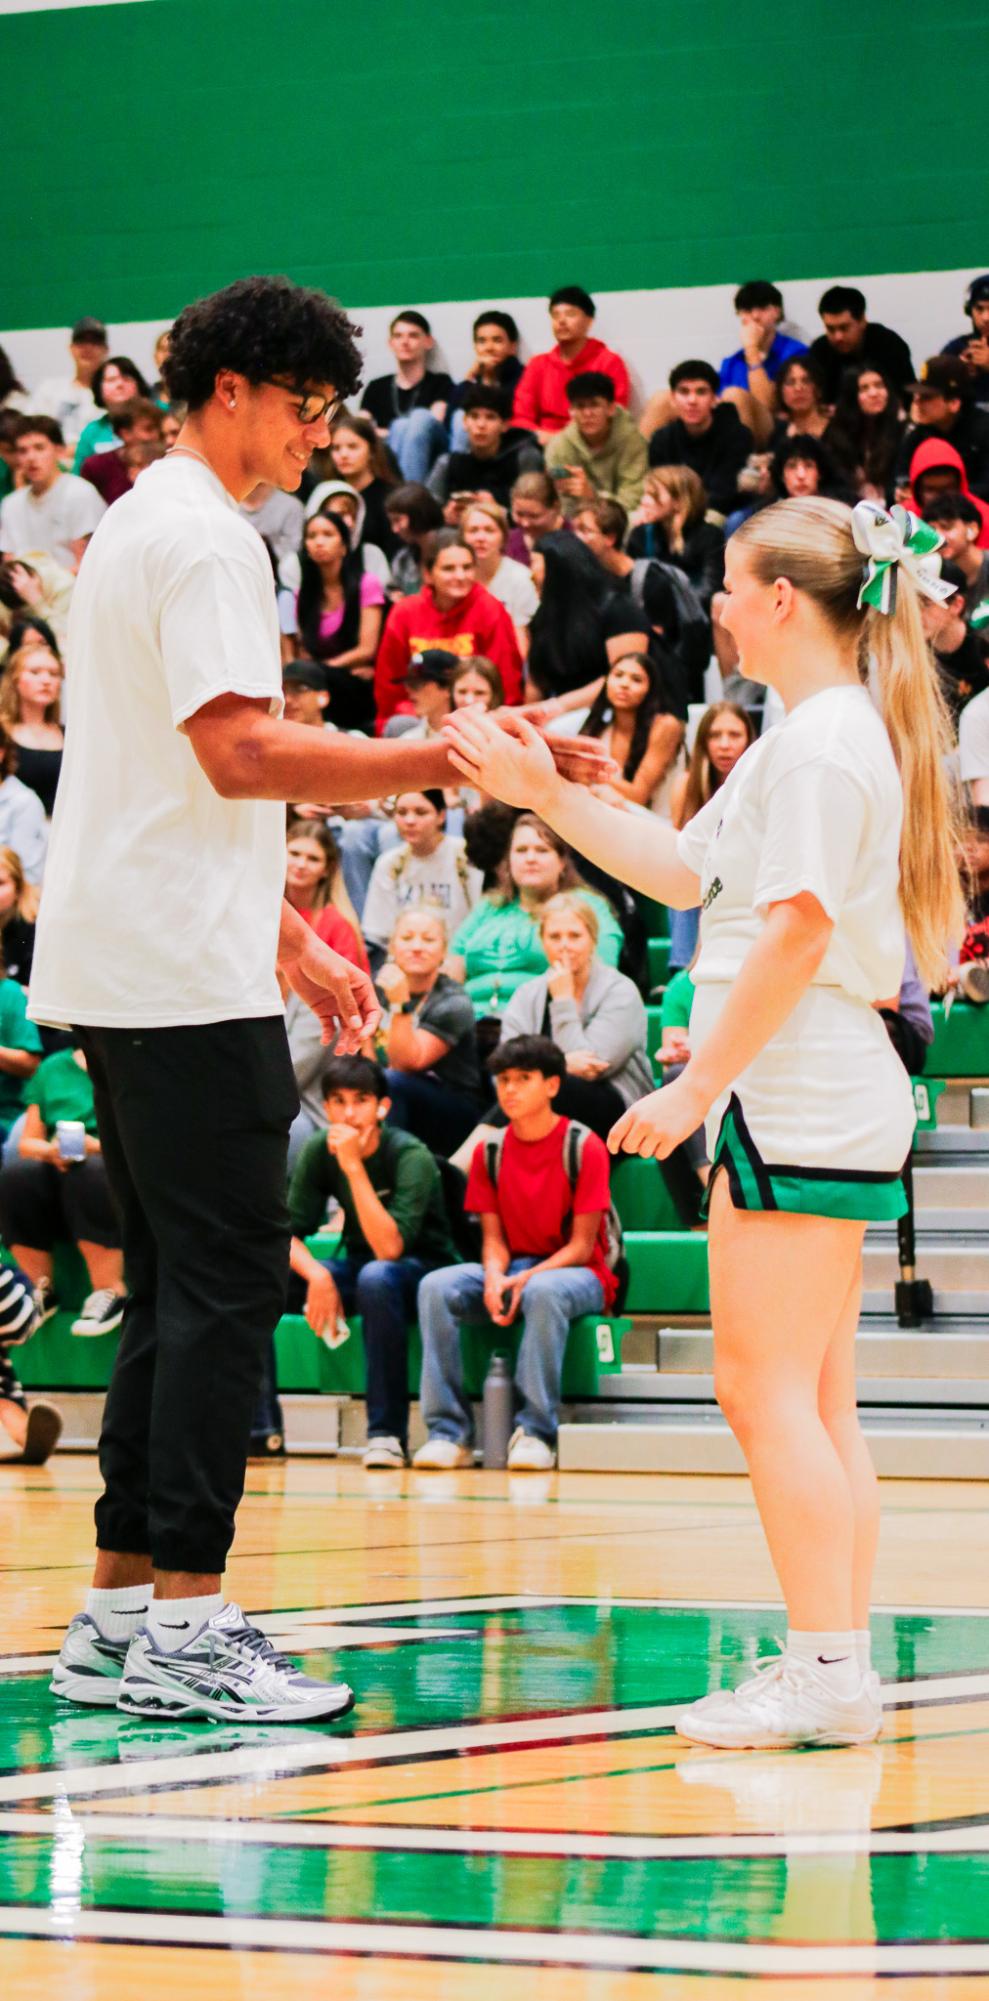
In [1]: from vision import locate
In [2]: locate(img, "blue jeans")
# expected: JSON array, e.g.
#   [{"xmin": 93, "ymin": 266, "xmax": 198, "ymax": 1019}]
[
  {"xmin": 418, "ymin": 1257, "xmax": 605, "ymax": 1447},
  {"xmin": 668, "ymin": 904, "xmax": 700, "ymax": 973},
  {"xmin": 327, "ymin": 1252, "xmax": 438, "ymax": 1445},
  {"xmin": 389, "ymin": 409, "xmax": 449, "ymax": 482}
]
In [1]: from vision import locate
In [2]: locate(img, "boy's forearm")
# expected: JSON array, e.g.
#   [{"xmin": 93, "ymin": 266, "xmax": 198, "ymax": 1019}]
[
  {"xmin": 226, "ymin": 710, "xmax": 455, "ymax": 802},
  {"xmin": 344, "ymin": 1159, "xmax": 403, "ymax": 1260}
]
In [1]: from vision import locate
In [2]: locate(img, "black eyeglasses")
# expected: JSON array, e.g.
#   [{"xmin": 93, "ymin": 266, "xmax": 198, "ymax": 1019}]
[{"xmin": 262, "ymin": 380, "xmax": 341, "ymax": 426}]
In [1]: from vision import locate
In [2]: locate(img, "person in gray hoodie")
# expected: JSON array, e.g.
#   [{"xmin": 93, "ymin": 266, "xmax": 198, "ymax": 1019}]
[{"xmin": 494, "ymin": 891, "xmax": 652, "ymax": 1139}]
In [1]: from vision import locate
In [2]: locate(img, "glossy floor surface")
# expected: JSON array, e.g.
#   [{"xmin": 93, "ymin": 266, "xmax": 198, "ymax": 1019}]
[{"xmin": 2, "ymin": 1455, "xmax": 989, "ymax": 1998}]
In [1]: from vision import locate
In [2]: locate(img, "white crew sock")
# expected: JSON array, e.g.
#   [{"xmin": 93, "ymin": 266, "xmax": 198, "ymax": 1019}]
[
  {"xmin": 786, "ymin": 1629, "xmax": 861, "ymax": 1697},
  {"xmin": 146, "ymin": 1592, "xmax": 224, "ymax": 1652},
  {"xmin": 85, "ymin": 1584, "xmax": 150, "ymax": 1643},
  {"xmin": 855, "ymin": 1629, "xmax": 872, "ymax": 1671}
]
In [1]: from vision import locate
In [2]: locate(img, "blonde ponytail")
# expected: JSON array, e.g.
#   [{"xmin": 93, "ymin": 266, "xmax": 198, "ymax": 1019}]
[
  {"xmin": 865, "ymin": 586, "xmax": 966, "ymax": 989},
  {"xmin": 735, "ymin": 497, "xmax": 966, "ymax": 989}
]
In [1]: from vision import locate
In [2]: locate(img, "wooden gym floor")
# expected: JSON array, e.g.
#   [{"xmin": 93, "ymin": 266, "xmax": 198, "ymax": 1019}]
[{"xmin": 1, "ymin": 1454, "xmax": 988, "ymax": 1998}]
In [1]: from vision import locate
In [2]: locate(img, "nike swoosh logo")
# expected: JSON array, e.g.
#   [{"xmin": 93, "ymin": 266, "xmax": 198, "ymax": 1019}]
[
  {"xmin": 818, "ymin": 1654, "xmax": 851, "ymax": 1665},
  {"xmin": 159, "ymin": 1620, "xmax": 191, "ymax": 1630}
]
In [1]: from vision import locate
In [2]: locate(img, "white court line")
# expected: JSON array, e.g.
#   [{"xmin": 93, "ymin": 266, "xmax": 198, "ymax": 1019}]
[
  {"xmin": 0, "ymin": 1904, "xmax": 987, "ymax": 1974},
  {"xmin": 1, "ymin": 1809, "xmax": 987, "ymax": 1862},
  {"xmin": 0, "ymin": 1671, "xmax": 986, "ymax": 1808},
  {"xmin": 0, "ymin": 1700, "xmax": 684, "ymax": 1805}
]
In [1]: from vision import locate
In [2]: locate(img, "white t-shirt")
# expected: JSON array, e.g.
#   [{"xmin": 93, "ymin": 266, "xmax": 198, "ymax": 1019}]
[
  {"xmin": 0, "ymin": 474, "xmax": 106, "ymax": 570},
  {"xmin": 959, "ymin": 687, "xmax": 989, "ymax": 782},
  {"xmin": 486, "ymin": 556, "xmax": 539, "ymax": 629},
  {"xmin": 31, "ymin": 376, "xmax": 98, "ymax": 445},
  {"xmin": 29, "ymin": 453, "xmax": 286, "ymax": 1027},
  {"xmin": 676, "ymin": 684, "xmax": 906, "ymax": 1003},
  {"xmin": 361, "ymin": 834, "xmax": 483, "ymax": 951}
]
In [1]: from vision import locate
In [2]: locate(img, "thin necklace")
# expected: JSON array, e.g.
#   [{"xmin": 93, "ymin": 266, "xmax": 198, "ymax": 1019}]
[{"xmin": 170, "ymin": 444, "xmax": 216, "ymax": 472}]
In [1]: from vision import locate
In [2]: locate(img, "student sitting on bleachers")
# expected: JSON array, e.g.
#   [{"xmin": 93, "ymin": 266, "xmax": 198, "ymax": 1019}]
[
  {"xmin": 655, "ymin": 965, "xmax": 709, "ymax": 1224},
  {"xmin": 414, "ymin": 1035, "xmax": 616, "ymax": 1472},
  {"xmin": 446, "ymin": 811, "xmax": 622, "ymax": 1014},
  {"xmin": 0, "ymin": 1042, "xmax": 126, "ymax": 1337},
  {"xmin": 668, "ymin": 703, "xmax": 756, "ymax": 972},
  {"xmin": 377, "ymin": 909, "xmax": 484, "ymax": 1155},
  {"xmin": 286, "ymin": 1055, "xmax": 455, "ymax": 1470},
  {"xmin": 491, "ymin": 894, "xmax": 652, "ymax": 1140},
  {"xmin": 0, "ymin": 1260, "xmax": 61, "ymax": 1463}
]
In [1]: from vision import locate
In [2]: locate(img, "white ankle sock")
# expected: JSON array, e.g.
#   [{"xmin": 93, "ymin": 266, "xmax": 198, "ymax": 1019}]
[
  {"xmin": 787, "ymin": 1629, "xmax": 861, "ymax": 1697},
  {"xmin": 146, "ymin": 1593, "xmax": 223, "ymax": 1652},
  {"xmin": 85, "ymin": 1584, "xmax": 150, "ymax": 1643},
  {"xmin": 855, "ymin": 1629, "xmax": 872, "ymax": 1671}
]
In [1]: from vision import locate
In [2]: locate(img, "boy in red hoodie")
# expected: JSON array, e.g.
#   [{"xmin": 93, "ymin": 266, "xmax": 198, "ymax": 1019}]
[
  {"xmin": 513, "ymin": 286, "xmax": 630, "ymax": 442},
  {"xmin": 374, "ymin": 531, "xmax": 522, "ymax": 728},
  {"xmin": 900, "ymin": 436, "xmax": 989, "ymax": 546}
]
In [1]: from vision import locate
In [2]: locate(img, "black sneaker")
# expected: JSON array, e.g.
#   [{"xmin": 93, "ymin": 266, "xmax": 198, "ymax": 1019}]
[{"xmin": 70, "ymin": 1290, "xmax": 126, "ymax": 1338}]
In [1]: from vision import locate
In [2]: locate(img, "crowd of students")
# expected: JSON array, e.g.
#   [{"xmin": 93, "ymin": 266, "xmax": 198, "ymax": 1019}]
[{"xmin": 1, "ymin": 273, "xmax": 988, "ymax": 1466}]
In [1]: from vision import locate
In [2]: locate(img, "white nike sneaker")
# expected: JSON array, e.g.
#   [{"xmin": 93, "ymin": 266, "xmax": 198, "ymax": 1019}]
[
  {"xmin": 506, "ymin": 1427, "xmax": 556, "ymax": 1470},
  {"xmin": 50, "ymin": 1613, "xmax": 132, "ymax": 1707},
  {"xmin": 412, "ymin": 1436, "xmax": 474, "ymax": 1469},
  {"xmin": 676, "ymin": 1652, "xmax": 882, "ymax": 1749},
  {"xmin": 116, "ymin": 1602, "xmax": 355, "ymax": 1724}
]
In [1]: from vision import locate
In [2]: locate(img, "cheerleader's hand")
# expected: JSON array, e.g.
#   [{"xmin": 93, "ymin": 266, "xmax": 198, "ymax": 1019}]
[{"xmin": 608, "ymin": 1074, "xmax": 709, "ymax": 1160}]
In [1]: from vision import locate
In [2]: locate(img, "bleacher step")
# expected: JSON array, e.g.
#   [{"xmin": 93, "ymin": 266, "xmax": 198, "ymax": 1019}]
[
  {"xmin": 657, "ymin": 1327, "xmax": 989, "ymax": 1380},
  {"xmin": 558, "ymin": 1412, "xmax": 989, "ymax": 1479},
  {"xmin": 911, "ymin": 1164, "xmax": 989, "ymax": 1207},
  {"xmin": 862, "ymin": 1239, "xmax": 989, "ymax": 1290},
  {"xmin": 594, "ymin": 1371, "xmax": 989, "ymax": 1407}
]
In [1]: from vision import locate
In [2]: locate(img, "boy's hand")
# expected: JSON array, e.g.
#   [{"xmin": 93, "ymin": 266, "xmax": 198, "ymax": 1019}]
[
  {"xmin": 327, "ymin": 1122, "xmax": 364, "ymax": 1174},
  {"xmin": 493, "ymin": 1269, "xmax": 530, "ymax": 1323},
  {"xmin": 305, "ymin": 1266, "xmax": 341, "ymax": 1339},
  {"xmin": 483, "ymin": 1267, "xmax": 514, "ymax": 1324}
]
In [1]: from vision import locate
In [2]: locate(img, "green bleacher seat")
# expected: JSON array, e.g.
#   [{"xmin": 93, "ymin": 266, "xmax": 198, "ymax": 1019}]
[
  {"xmin": 646, "ymin": 1006, "xmax": 664, "ymax": 1065},
  {"xmin": 610, "ymin": 1154, "xmax": 683, "ymax": 1233},
  {"xmin": 622, "ymin": 1230, "xmax": 710, "ymax": 1315},
  {"xmin": 274, "ymin": 1310, "xmax": 629, "ymax": 1399},
  {"xmin": 634, "ymin": 893, "xmax": 670, "ymax": 940},
  {"xmin": 647, "ymin": 938, "xmax": 671, "ymax": 988},
  {"xmin": 927, "ymin": 1000, "xmax": 989, "ymax": 1077}
]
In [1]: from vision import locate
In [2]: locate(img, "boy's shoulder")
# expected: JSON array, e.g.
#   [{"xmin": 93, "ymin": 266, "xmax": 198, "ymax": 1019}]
[{"xmin": 380, "ymin": 1124, "xmax": 440, "ymax": 1176}]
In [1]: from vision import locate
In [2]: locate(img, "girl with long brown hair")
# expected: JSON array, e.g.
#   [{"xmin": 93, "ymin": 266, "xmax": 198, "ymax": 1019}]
[
  {"xmin": 666, "ymin": 703, "xmax": 755, "ymax": 971},
  {"xmin": 444, "ymin": 494, "xmax": 964, "ymax": 1751}
]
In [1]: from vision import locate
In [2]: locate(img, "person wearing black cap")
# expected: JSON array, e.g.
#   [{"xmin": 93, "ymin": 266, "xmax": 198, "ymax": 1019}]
[
  {"xmin": 33, "ymin": 317, "xmax": 109, "ymax": 449},
  {"xmin": 427, "ymin": 384, "xmax": 543, "ymax": 512},
  {"xmin": 513, "ymin": 287, "xmax": 630, "ymax": 442},
  {"xmin": 895, "ymin": 356, "xmax": 989, "ymax": 501},
  {"xmin": 942, "ymin": 274, "xmax": 989, "ymax": 409},
  {"xmin": 281, "ymin": 658, "xmax": 330, "ymax": 729}
]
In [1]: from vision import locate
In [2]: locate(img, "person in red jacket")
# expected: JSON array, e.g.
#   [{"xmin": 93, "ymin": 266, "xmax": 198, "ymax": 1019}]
[
  {"xmin": 513, "ymin": 286, "xmax": 631, "ymax": 442},
  {"xmin": 374, "ymin": 531, "xmax": 523, "ymax": 728},
  {"xmin": 902, "ymin": 436, "xmax": 989, "ymax": 546}
]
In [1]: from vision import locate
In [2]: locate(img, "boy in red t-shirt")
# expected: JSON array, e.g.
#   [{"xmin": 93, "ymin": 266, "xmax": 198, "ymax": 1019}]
[{"xmin": 414, "ymin": 1035, "xmax": 613, "ymax": 1471}]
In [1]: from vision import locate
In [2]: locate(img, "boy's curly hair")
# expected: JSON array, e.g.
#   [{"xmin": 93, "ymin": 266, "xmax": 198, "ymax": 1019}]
[{"xmin": 163, "ymin": 275, "xmax": 363, "ymax": 411}]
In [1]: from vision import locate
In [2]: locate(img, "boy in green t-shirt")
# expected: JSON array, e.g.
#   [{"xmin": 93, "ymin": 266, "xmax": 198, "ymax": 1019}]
[{"xmin": 287, "ymin": 1055, "xmax": 454, "ymax": 1471}]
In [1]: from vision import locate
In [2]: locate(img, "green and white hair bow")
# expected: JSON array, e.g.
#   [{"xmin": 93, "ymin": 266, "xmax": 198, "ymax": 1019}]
[{"xmin": 851, "ymin": 499, "xmax": 955, "ymax": 616}]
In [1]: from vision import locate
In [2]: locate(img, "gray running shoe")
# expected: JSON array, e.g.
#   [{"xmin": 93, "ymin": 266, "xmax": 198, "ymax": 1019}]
[
  {"xmin": 116, "ymin": 1602, "xmax": 355, "ymax": 1724},
  {"xmin": 50, "ymin": 1613, "xmax": 131, "ymax": 1707}
]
